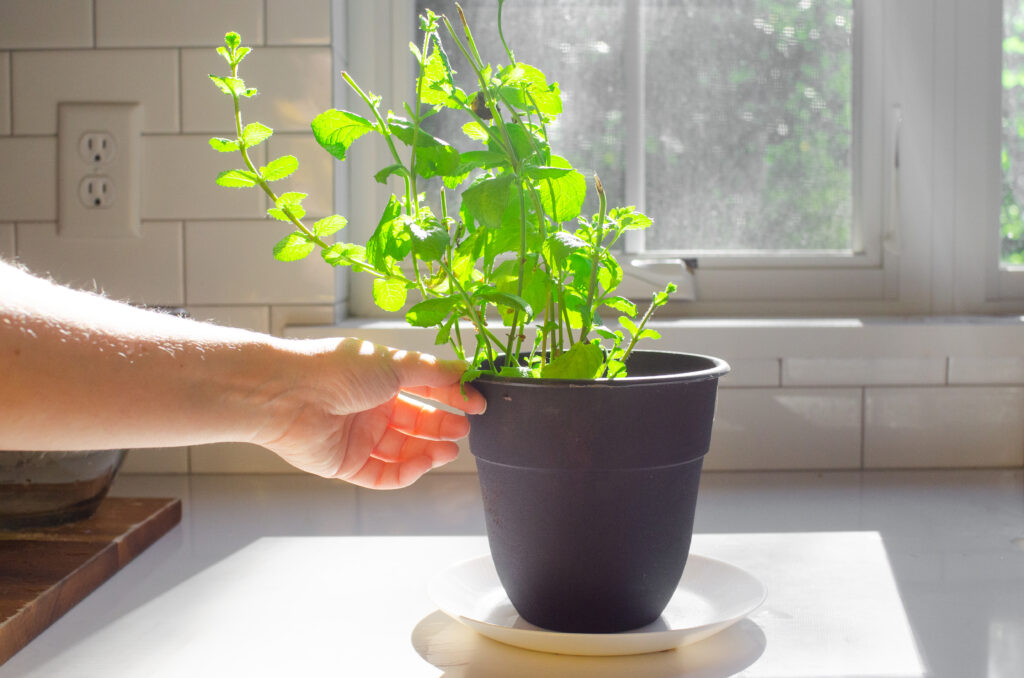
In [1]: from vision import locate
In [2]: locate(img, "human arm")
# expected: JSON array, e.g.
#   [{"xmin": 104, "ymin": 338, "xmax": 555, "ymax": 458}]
[{"xmin": 0, "ymin": 260, "xmax": 485, "ymax": 489}]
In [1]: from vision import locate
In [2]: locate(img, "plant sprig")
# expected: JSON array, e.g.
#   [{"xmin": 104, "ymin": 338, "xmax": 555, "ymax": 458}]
[{"xmin": 209, "ymin": 4, "xmax": 674, "ymax": 380}]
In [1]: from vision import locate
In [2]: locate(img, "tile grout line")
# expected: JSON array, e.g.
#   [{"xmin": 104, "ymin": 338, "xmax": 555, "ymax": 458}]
[
  {"xmin": 7, "ymin": 50, "xmax": 12, "ymax": 135},
  {"xmin": 860, "ymin": 387, "xmax": 867, "ymax": 469},
  {"xmin": 177, "ymin": 48, "xmax": 183, "ymax": 134}
]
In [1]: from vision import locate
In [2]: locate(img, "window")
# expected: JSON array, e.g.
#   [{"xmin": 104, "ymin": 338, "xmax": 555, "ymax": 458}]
[{"xmin": 338, "ymin": 1, "xmax": 1024, "ymax": 317}]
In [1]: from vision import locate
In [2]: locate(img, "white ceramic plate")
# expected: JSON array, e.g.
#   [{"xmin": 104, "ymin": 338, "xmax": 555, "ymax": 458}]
[{"xmin": 428, "ymin": 553, "xmax": 766, "ymax": 656}]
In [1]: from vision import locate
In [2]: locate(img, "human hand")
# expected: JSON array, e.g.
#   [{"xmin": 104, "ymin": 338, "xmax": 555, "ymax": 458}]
[{"xmin": 254, "ymin": 338, "xmax": 486, "ymax": 489}]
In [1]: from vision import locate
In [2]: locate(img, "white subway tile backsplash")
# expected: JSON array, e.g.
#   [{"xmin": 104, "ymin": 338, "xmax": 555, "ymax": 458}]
[
  {"xmin": 16, "ymin": 221, "xmax": 185, "ymax": 306},
  {"xmin": 0, "ymin": 52, "xmax": 10, "ymax": 135},
  {"xmin": 190, "ymin": 442, "xmax": 300, "ymax": 473},
  {"xmin": 95, "ymin": 0, "xmax": 263, "ymax": 47},
  {"xmin": 719, "ymin": 358, "xmax": 780, "ymax": 387},
  {"xmin": 0, "ymin": 0, "xmax": 92, "ymax": 49},
  {"xmin": 865, "ymin": 387, "xmax": 1024, "ymax": 468},
  {"xmin": 783, "ymin": 357, "xmax": 947, "ymax": 386},
  {"xmin": 142, "ymin": 135, "xmax": 265, "ymax": 220},
  {"xmin": 184, "ymin": 220, "xmax": 335, "ymax": 305},
  {"xmin": 11, "ymin": 50, "xmax": 179, "ymax": 135},
  {"xmin": 0, "ymin": 137, "xmax": 56, "ymax": 221},
  {"xmin": 187, "ymin": 304, "xmax": 271, "ymax": 333},
  {"xmin": 181, "ymin": 46, "xmax": 332, "ymax": 133},
  {"xmin": 948, "ymin": 357, "xmax": 1024, "ymax": 385},
  {"xmin": 267, "ymin": 0, "xmax": 332, "ymax": 45},
  {"xmin": 0, "ymin": 223, "xmax": 14, "ymax": 259},
  {"xmin": 270, "ymin": 304, "xmax": 335, "ymax": 336},
  {"xmin": 705, "ymin": 388, "xmax": 863, "ymax": 471},
  {"xmin": 265, "ymin": 133, "xmax": 334, "ymax": 217},
  {"xmin": 121, "ymin": 447, "xmax": 189, "ymax": 474}
]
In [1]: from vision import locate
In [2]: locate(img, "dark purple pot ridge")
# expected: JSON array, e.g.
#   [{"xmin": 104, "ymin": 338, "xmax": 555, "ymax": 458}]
[{"xmin": 468, "ymin": 351, "xmax": 729, "ymax": 633}]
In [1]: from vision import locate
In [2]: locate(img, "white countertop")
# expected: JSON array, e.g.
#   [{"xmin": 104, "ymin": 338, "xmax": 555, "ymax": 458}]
[{"xmin": 2, "ymin": 470, "xmax": 1022, "ymax": 677}]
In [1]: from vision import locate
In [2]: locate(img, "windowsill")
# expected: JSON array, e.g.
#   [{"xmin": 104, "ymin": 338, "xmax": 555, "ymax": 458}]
[{"xmin": 284, "ymin": 315, "xmax": 1024, "ymax": 388}]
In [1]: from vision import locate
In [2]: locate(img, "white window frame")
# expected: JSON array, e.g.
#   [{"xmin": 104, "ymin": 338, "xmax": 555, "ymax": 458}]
[{"xmin": 333, "ymin": 0, "xmax": 1024, "ymax": 319}]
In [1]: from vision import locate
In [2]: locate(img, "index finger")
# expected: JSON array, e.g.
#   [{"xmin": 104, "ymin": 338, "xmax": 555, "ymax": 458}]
[{"xmin": 387, "ymin": 348, "xmax": 466, "ymax": 387}]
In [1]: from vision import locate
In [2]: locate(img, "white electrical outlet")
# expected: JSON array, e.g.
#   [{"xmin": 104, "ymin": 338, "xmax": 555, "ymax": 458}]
[{"xmin": 58, "ymin": 102, "xmax": 142, "ymax": 238}]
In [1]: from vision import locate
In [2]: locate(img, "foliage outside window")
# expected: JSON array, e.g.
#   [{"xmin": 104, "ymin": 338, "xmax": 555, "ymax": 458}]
[
  {"xmin": 1003, "ymin": 0, "xmax": 1024, "ymax": 266},
  {"xmin": 423, "ymin": 0, "xmax": 854, "ymax": 254}
]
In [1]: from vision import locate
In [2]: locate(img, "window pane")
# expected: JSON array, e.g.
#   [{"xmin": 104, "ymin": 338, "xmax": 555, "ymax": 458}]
[
  {"xmin": 415, "ymin": 0, "xmax": 626, "ymax": 217},
  {"xmin": 1003, "ymin": 0, "xmax": 1024, "ymax": 266},
  {"xmin": 644, "ymin": 0, "xmax": 854, "ymax": 251}
]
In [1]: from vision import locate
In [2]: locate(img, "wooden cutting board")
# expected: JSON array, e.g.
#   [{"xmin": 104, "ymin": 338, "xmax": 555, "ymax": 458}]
[{"xmin": 0, "ymin": 496, "xmax": 181, "ymax": 666}]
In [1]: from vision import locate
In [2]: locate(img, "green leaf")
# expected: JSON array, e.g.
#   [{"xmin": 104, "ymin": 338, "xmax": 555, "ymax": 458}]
[
  {"xmin": 497, "ymin": 63, "xmax": 563, "ymax": 117},
  {"xmin": 409, "ymin": 219, "xmax": 449, "ymax": 262},
  {"xmin": 620, "ymin": 315, "xmax": 639, "ymax": 336},
  {"xmin": 405, "ymin": 296, "xmax": 457, "ymax": 327},
  {"xmin": 489, "ymin": 123, "xmax": 544, "ymax": 162},
  {"xmin": 321, "ymin": 242, "xmax": 366, "ymax": 267},
  {"xmin": 605, "ymin": 359, "xmax": 628, "ymax": 379},
  {"xmin": 638, "ymin": 328, "xmax": 662, "ymax": 341},
  {"xmin": 374, "ymin": 163, "xmax": 408, "ymax": 184},
  {"xmin": 602, "ymin": 296, "xmax": 637, "ymax": 317},
  {"xmin": 242, "ymin": 122, "xmax": 273, "ymax": 147},
  {"xmin": 597, "ymin": 255, "xmax": 623, "ymax": 293},
  {"xmin": 276, "ymin": 191, "xmax": 307, "ymax": 207},
  {"xmin": 419, "ymin": 44, "xmax": 463, "ymax": 108},
  {"xmin": 461, "ymin": 174, "xmax": 514, "ymax": 230},
  {"xmin": 232, "ymin": 46, "xmax": 252, "ymax": 65},
  {"xmin": 459, "ymin": 150, "xmax": 511, "ymax": 171},
  {"xmin": 540, "ymin": 342, "xmax": 604, "ymax": 380},
  {"xmin": 208, "ymin": 75, "xmax": 245, "ymax": 96},
  {"xmin": 311, "ymin": 109, "xmax": 376, "ymax": 161},
  {"xmin": 272, "ymin": 232, "xmax": 315, "ymax": 262},
  {"xmin": 609, "ymin": 206, "xmax": 653, "ymax": 231},
  {"xmin": 477, "ymin": 288, "xmax": 533, "ymax": 320},
  {"xmin": 524, "ymin": 165, "xmax": 573, "ymax": 180},
  {"xmin": 462, "ymin": 121, "xmax": 489, "ymax": 143},
  {"xmin": 215, "ymin": 169, "xmax": 258, "ymax": 187},
  {"xmin": 492, "ymin": 257, "xmax": 548, "ymax": 326},
  {"xmin": 595, "ymin": 327, "xmax": 625, "ymax": 346},
  {"xmin": 208, "ymin": 137, "xmax": 239, "ymax": 152},
  {"xmin": 499, "ymin": 365, "xmax": 536, "ymax": 379},
  {"xmin": 313, "ymin": 215, "xmax": 347, "ymax": 237},
  {"xmin": 261, "ymin": 155, "xmax": 298, "ymax": 181},
  {"xmin": 217, "ymin": 46, "xmax": 232, "ymax": 64},
  {"xmin": 387, "ymin": 115, "xmax": 461, "ymax": 178},
  {"xmin": 536, "ymin": 155, "xmax": 586, "ymax": 223},
  {"xmin": 372, "ymin": 277, "xmax": 408, "ymax": 312},
  {"xmin": 366, "ymin": 196, "xmax": 404, "ymax": 270},
  {"xmin": 543, "ymin": 230, "xmax": 587, "ymax": 267},
  {"xmin": 224, "ymin": 32, "xmax": 241, "ymax": 49},
  {"xmin": 242, "ymin": 88, "xmax": 258, "ymax": 98},
  {"xmin": 267, "ymin": 204, "xmax": 305, "ymax": 222}
]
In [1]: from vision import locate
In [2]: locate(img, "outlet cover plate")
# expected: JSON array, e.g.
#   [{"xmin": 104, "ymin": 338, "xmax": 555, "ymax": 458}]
[{"xmin": 58, "ymin": 102, "xmax": 142, "ymax": 238}]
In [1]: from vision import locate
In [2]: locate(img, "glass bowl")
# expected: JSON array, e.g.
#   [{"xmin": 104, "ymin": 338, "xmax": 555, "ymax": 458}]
[{"xmin": 0, "ymin": 449, "xmax": 126, "ymax": 529}]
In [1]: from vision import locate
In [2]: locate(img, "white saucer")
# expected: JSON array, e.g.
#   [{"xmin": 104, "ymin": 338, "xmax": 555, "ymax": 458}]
[{"xmin": 428, "ymin": 553, "xmax": 766, "ymax": 656}]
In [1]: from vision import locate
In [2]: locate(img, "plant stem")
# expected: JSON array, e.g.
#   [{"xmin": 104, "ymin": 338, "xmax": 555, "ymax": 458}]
[
  {"xmin": 581, "ymin": 174, "xmax": 608, "ymax": 342},
  {"xmin": 409, "ymin": 27, "xmax": 436, "ymax": 220},
  {"xmin": 439, "ymin": 260, "xmax": 500, "ymax": 366},
  {"xmin": 496, "ymin": 0, "xmax": 516, "ymax": 66},
  {"xmin": 341, "ymin": 71, "xmax": 414, "ymax": 210},
  {"xmin": 228, "ymin": 65, "xmax": 376, "ymax": 276}
]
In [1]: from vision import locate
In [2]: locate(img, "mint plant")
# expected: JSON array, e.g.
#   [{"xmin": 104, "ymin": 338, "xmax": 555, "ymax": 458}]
[{"xmin": 209, "ymin": 3, "xmax": 674, "ymax": 380}]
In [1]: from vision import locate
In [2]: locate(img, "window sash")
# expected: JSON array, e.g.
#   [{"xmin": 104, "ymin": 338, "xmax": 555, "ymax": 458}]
[{"xmin": 341, "ymin": 0, "xmax": 1020, "ymax": 316}]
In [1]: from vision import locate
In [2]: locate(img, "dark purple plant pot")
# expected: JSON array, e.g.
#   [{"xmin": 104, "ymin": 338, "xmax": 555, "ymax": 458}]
[{"xmin": 468, "ymin": 351, "xmax": 729, "ymax": 633}]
